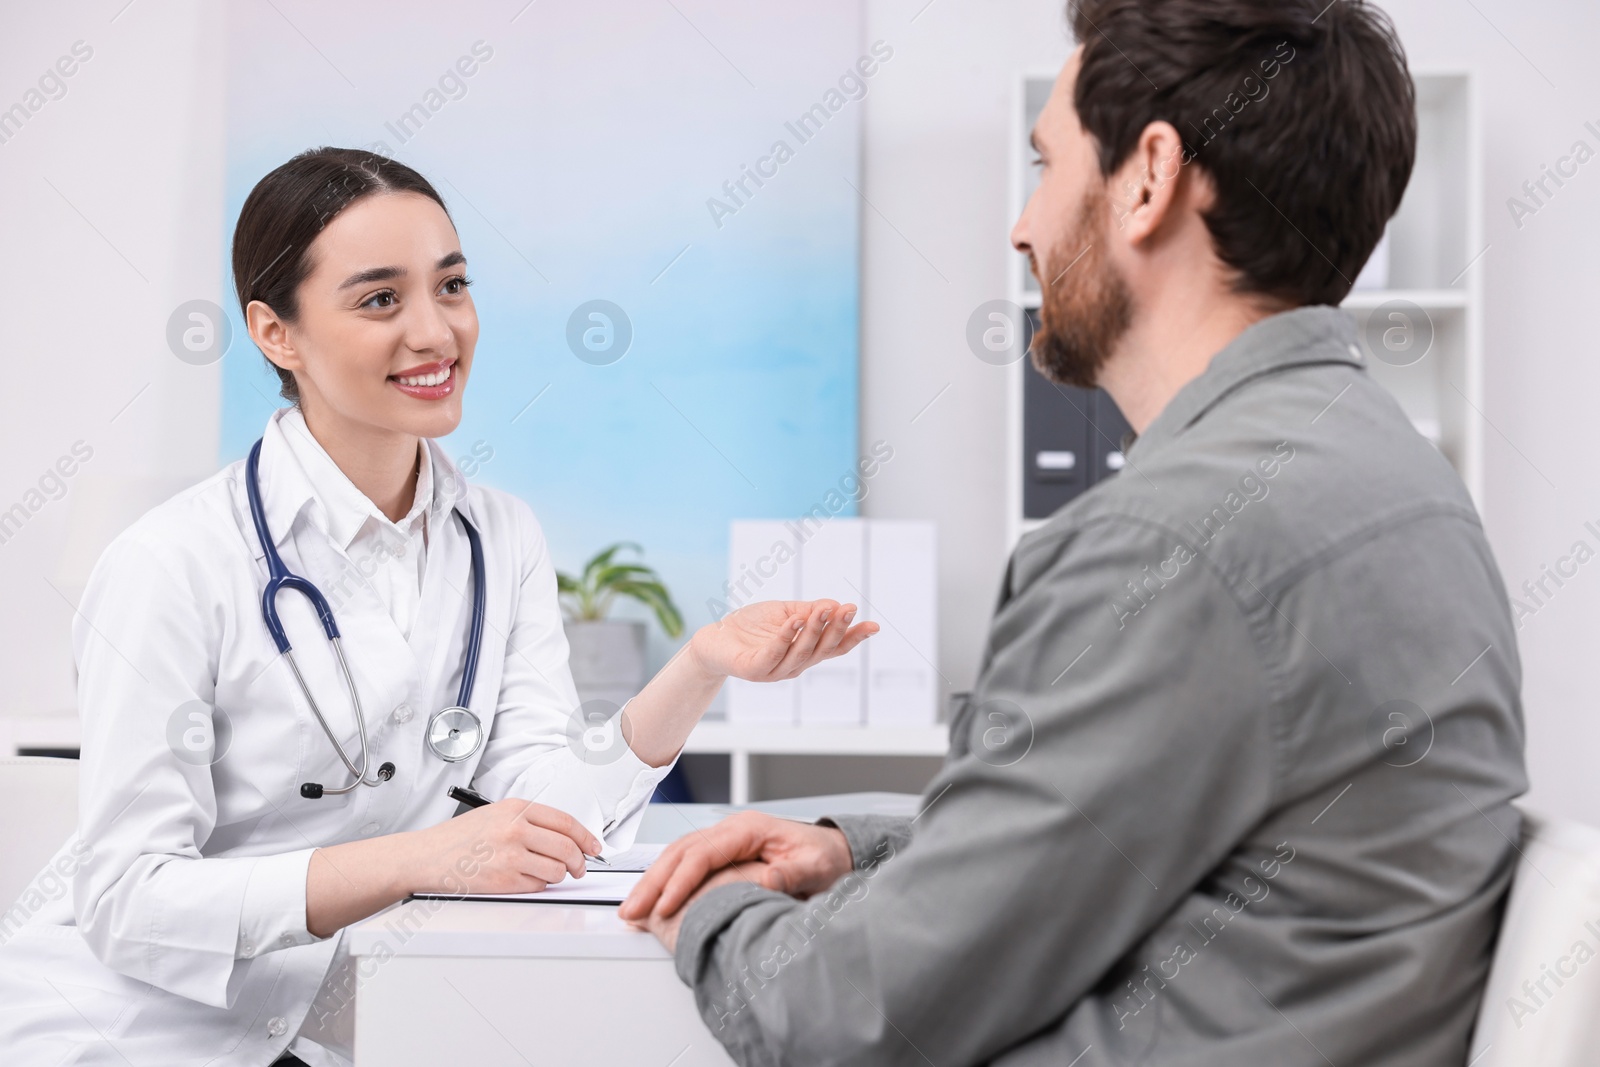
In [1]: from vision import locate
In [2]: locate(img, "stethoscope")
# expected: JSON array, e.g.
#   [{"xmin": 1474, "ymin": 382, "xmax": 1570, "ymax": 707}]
[{"xmin": 245, "ymin": 438, "xmax": 487, "ymax": 799}]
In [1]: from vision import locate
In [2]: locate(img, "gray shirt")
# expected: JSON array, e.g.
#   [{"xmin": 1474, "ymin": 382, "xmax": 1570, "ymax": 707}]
[{"xmin": 676, "ymin": 306, "xmax": 1527, "ymax": 1066}]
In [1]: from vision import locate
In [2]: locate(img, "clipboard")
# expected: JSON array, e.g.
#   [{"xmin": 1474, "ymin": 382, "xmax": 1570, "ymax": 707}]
[{"xmin": 410, "ymin": 869, "xmax": 643, "ymax": 906}]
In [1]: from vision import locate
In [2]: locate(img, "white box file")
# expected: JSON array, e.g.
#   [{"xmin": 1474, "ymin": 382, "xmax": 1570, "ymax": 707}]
[
  {"xmin": 724, "ymin": 521, "xmax": 802, "ymax": 726},
  {"xmin": 724, "ymin": 517, "xmax": 939, "ymax": 729},
  {"xmin": 864, "ymin": 520, "xmax": 938, "ymax": 727},
  {"xmin": 796, "ymin": 517, "xmax": 866, "ymax": 726}
]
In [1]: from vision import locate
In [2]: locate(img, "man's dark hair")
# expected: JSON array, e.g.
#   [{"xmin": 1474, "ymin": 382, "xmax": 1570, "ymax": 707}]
[
  {"xmin": 1068, "ymin": 0, "xmax": 1416, "ymax": 307},
  {"xmin": 231, "ymin": 147, "xmax": 451, "ymax": 402}
]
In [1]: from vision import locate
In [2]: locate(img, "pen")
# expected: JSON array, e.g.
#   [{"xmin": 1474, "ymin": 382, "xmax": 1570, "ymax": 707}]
[
  {"xmin": 447, "ymin": 784, "xmax": 491, "ymax": 809},
  {"xmin": 446, "ymin": 785, "xmax": 606, "ymax": 866}
]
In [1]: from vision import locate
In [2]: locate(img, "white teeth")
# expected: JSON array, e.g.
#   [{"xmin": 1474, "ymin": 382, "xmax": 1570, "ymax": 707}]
[{"xmin": 395, "ymin": 366, "xmax": 451, "ymax": 387}]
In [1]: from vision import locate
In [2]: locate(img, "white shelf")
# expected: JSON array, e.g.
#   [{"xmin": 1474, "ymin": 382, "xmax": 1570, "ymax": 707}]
[
  {"xmin": 683, "ymin": 720, "xmax": 949, "ymax": 756},
  {"xmin": 1341, "ymin": 288, "xmax": 1469, "ymax": 311},
  {"xmin": 2, "ymin": 710, "xmax": 955, "ymax": 757},
  {"xmin": 1, "ymin": 712, "xmax": 950, "ymax": 809},
  {"xmin": 0, "ymin": 710, "xmax": 79, "ymax": 755},
  {"xmin": 683, "ymin": 720, "xmax": 948, "ymax": 806}
]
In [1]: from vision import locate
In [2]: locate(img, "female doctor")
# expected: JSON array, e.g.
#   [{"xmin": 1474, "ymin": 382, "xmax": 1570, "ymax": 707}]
[{"xmin": 0, "ymin": 147, "xmax": 875, "ymax": 1067}]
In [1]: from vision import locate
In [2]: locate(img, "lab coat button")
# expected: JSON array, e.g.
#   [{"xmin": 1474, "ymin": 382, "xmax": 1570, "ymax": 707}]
[
  {"xmin": 393, "ymin": 542, "xmax": 407, "ymax": 558},
  {"xmin": 361, "ymin": 822, "xmax": 380, "ymax": 835},
  {"xmin": 279, "ymin": 932, "xmax": 295, "ymax": 947},
  {"xmin": 240, "ymin": 940, "xmax": 254, "ymax": 957},
  {"xmin": 267, "ymin": 1016, "xmax": 287, "ymax": 1037},
  {"xmin": 392, "ymin": 704, "xmax": 414, "ymax": 724}
]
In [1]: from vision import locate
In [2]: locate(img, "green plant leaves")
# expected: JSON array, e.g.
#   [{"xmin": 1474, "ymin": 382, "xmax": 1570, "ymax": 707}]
[{"xmin": 556, "ymin": 542, "xmax": 684, "ymax": 636}]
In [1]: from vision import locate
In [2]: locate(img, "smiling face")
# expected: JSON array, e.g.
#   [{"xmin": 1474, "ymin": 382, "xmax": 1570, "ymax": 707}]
[{"xmin": 249, "ymin": 191, "xmax": 478, "ymax": 442}]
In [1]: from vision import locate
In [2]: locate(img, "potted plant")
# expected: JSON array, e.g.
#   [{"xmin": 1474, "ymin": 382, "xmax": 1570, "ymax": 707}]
[{"xmin": 557, "ymin": 542, "xmax": 684, "ymax": 708}]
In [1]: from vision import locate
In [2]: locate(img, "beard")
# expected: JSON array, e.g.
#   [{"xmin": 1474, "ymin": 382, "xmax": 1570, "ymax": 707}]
[{"xmin": 1029, "ymin": 184, "xmax": 1134, "ymax": 389}]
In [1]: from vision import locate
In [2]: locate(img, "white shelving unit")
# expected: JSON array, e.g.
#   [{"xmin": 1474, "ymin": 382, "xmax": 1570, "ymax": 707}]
[
  {"xmin": 1344, "ymin": 70, "xmax": 1484, "ymax": 509},
  {"xmin": 1008, "ymin": 69, "xmax": 1485, "ymax": 547},
  {"xmin": 1006, "ymin": 71, "xmax": 1056, "ymax": 549},
  {"xmin": 682, "ymin": 720, "xmax": 949, "ymax": 805},
  {"xmin": 1, "ymin": 710, "xmax": 951, "ymax": 807}
]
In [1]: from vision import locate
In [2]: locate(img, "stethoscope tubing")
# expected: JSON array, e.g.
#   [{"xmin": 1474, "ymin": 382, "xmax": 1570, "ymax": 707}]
[{"xmin": 245, "ymin": 437, "xmax": 485, "ymax": 795}]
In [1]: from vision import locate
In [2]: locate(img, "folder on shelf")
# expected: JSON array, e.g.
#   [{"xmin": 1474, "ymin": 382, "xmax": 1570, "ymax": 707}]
[
  {"xmin": 725, "ymin": 520, "xmax": 801, "ymax": 726},
  {"xmin": 798, "ymin": 518, "xmax": 866, "ymax": 727},
  {"xmin": 723, "ymin": 516, "xmax": 940, "ymax": 730},
  {"xmin": 864, "ymin": 520, "xmax": 938, "ymax": 727}
]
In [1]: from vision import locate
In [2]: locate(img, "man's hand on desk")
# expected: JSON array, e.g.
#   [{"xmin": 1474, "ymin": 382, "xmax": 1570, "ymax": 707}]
[
  {"xmin": 618, "ymin": 812, "xmax": 854, "ymax": 950},
  {"xmin": 624, "ymin": 863, "xmax": 765, "ymax": 952}
]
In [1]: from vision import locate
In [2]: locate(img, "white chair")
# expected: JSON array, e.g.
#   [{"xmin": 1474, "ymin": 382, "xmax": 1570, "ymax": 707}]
[
  {"xmin": 0, "ymin": 756, "xmax": 80, "ymax": 914},
  {"xmin": 1469, "ymin": 808, "xmax": 1600, "ymax": 1065}
]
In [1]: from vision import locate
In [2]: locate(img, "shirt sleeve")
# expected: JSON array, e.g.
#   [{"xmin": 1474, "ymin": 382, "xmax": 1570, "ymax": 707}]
[
  {"xmin": 817, "ymin": 814, "xmax": 914, "ymax": 865},
  {"xmin": 70, "ymin": 530, "xmax": 324, "ymax": 1011},
  {"xmin": 673, "ymin": 517, "xmax": 1278, "ymax": 1067},
  {"xmin": 471, "ymin": 498, "xmax": 673, "ymax": 849}
]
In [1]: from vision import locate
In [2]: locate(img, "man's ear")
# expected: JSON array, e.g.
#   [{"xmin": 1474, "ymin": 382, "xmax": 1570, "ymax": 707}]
[
  {"xmin": 245, "ymin": 299, "xmax": 303, "ymax": 377},
  {"xmin": 1110, "ymin": 120, "xmax": 1190, "ymax": 245}
]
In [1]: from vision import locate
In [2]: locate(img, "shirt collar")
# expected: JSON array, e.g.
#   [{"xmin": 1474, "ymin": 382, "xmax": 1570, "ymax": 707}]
[
  {"xmin": 1125, "ymin": 305, "xmax": 1366, "ymax": 463},
  {"xmin": 251, "ymin": 407, "xmax": 471, "ymax": 554}
]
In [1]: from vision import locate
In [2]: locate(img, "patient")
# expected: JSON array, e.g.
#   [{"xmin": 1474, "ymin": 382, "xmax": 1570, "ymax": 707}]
[{"xmin": 620, "ymin": 0, "xmax": 1528, "ymax": 1063}]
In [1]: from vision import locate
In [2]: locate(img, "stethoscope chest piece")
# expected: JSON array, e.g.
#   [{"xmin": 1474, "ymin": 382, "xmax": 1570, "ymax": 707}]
[{"xmin": 428, "ymin": 706, "xmax": 484, "ymax": 762}]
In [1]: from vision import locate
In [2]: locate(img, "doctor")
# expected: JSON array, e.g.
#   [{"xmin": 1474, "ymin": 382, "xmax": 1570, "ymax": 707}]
[{"xmin": 0, "ymin": 146, "xmax": 875, "ymax": 1067}]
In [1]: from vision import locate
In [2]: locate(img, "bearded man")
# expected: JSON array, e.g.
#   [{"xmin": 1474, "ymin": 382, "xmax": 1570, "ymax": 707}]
[{"xmin": 622, "ymin": 2, "xmax": 1527, "ymax": 1064}]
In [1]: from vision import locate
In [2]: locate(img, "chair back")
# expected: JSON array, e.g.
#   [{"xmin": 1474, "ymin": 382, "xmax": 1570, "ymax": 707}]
[{"xmin": 1469, "ymin": 809, "xmax": 1600, "ymax": 1065}]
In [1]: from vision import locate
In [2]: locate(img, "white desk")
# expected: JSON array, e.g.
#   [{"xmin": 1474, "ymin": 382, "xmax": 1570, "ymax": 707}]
[{"xmin": 348, "ymin": 793, "xmax": 920, "ymax": 1066}]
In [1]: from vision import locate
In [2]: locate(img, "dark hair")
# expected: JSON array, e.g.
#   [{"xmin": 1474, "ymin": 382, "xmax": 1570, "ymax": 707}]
[
  {"xmin": 231, "ymin": 147, "xmax": 451, "ymax": 402},
  {"xmin": 1068, "ymin": 0, "xmax": 1416, "ymax": 307}
]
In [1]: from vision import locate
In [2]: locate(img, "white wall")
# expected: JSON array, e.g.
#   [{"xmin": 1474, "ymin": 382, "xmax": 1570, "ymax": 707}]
[
  {"xmin": 0, "ymin": 1, "xmax": 225, "ymax": 719},
  {"xmin": 3, "ymin": 0, "xmax": 1596, "ymax": 822},
  {"xmin": 1388, "ymin": 0, "xmax": 1600, "ymax": 826},
  {"xmin": 856, "ymin": 0, "xmax": 1069, "ymax": 695}
]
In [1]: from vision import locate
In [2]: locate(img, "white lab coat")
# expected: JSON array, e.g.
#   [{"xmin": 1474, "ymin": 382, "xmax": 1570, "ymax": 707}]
[{"xmin": 0, "ymin": 408, "xmax": 672, "ymax": 1066}]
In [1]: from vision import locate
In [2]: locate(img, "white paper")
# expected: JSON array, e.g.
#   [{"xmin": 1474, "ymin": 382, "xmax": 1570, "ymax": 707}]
[{"xmin": 589, "ymin": 842, "xmax": 665, "ymax": 873}]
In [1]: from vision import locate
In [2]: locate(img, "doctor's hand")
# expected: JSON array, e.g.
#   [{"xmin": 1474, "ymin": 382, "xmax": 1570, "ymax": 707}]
[
  {"xmin": 618, "ymin": 811, "xmax": 853, "ymax": 923},
  {"xmin": 622, "ymin": 599, "xmax": 877, "ymax": 770},
  {"xmin": 688, "ymin": 599, "xmax": 878, "ymax": 683},
  {"xmin": 405, "ymin": 798, "xmax": 604, "ymax": 895}
]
